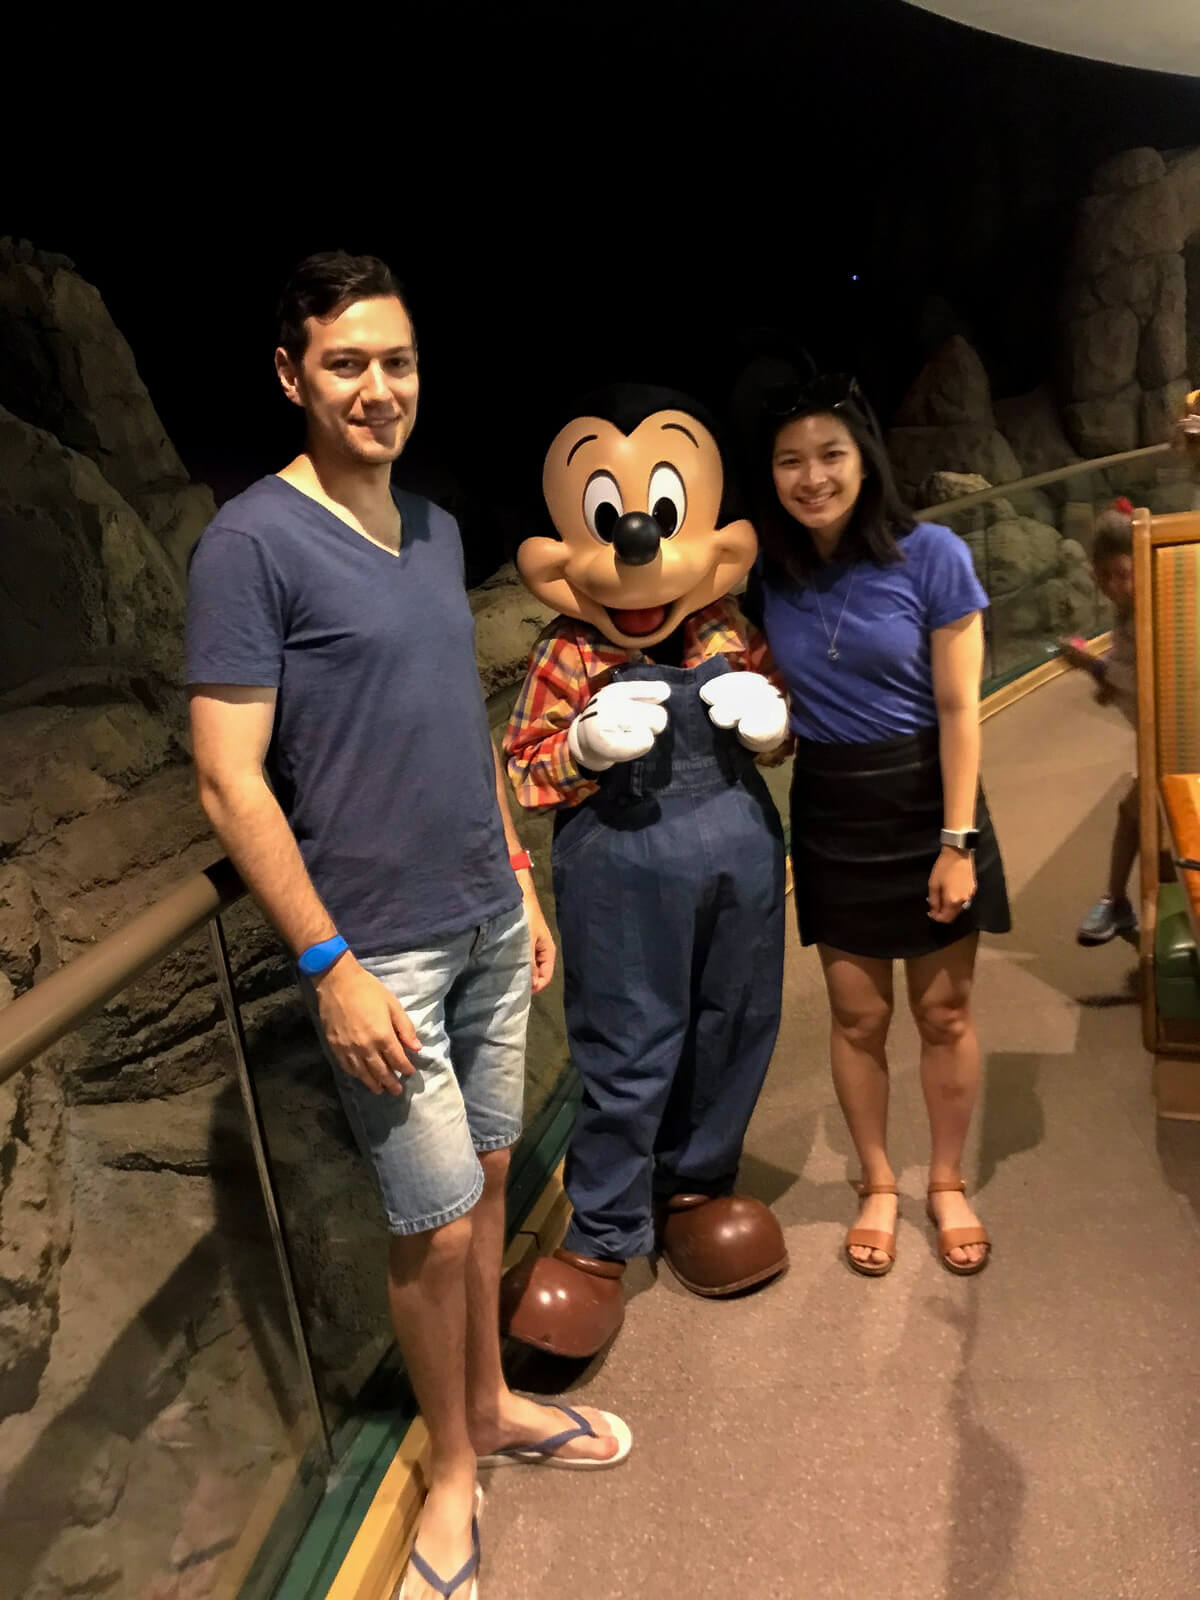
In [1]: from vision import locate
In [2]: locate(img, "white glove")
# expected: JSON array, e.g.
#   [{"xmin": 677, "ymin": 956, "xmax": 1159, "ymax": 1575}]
[
  {"xmin": 568, "ymin": 681, "xmax": 671, "ymax": 772},
  {"xmin": 699, "ymin": 672, "xmax": 789, "ymax": 752}
]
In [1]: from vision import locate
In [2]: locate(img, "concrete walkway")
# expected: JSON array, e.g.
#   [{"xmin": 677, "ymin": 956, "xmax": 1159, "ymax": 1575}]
[{"xmin": 482, "ymin": 673, "xmax": 1200, "ymax": 1600}]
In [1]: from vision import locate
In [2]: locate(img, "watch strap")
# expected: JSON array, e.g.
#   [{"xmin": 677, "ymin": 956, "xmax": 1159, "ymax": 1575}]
[
  {"xmin": 940, "ymin": 827, "xmax": 980, "ymax": 851},
  {"xmin": 509, "ymin": 848, "xmax": 534, "ymax": 872}
]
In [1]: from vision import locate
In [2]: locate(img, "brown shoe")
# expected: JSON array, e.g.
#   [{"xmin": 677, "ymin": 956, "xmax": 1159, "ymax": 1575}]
[
  {"xmin": 499, "ymin": 1248, "xmax": 625, "ymax": 1358},
  {"xmin": 845, "ymin": 1181, "xmax": 899, "ymax": 1278},
  {"xmin": 926, "ymin": 1180, "xmax": 991, "ymax": 1276},
  {"xmin": 658, "ymin": 1193, "xmax": 788, "ymax": 1297}
]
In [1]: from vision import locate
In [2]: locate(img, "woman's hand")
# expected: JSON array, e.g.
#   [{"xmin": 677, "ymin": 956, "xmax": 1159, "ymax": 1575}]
[{"xmin": 927, "ymin": 847, "xmax": 977, "ymax": 923}]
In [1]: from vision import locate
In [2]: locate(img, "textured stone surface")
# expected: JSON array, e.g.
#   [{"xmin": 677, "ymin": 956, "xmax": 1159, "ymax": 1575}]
[
  {"xmin": 0, "ymin": 238, "xmax": 189, "ymax": 514},
  {"xmin": 1137, "ymin": 262, "xmax": 1188, "ymax": 389},
  {"xmin": 0, "ymin": 1061, "xmax": 71, "ymax": 1419},
  {"xmin": 1092, "ymin": 146, "xmax": 1166, "ymax": 194},
  {"xmin": 0, "ymin": 409, "xmax": 184, "ymax": 695},
  {"xmin": 469, "ymin": 561, "xmax": 556, "ymax": 698},
  {"xmin": 962, "ymin": 516, "xmax": 1060, "ymax": 597},
  {"xmin": 893, "ymin": 334, "xmax": 992, "ymax": 427},
  {"xmin": 1072, "ymin": 176, "xmax": 1185, "ymax": 274},
  {"xmin": 0, "ymin": 864, "xmax": 40, "ymax": 994},
  {"xmin": 887, "ymin": 423, "xmax": 1022, "ymax": 500},
  {"xmin": 1061, "ymin": 305, "xmax": 1139, "ymax": 400},
  {"xmin": 993, "ymin": 384, "xmax": 1081, "ymax": 477},
  {"xmin": 1089, "ymin": 254, "xmax": 1165, "ymax": 320},
  {"xmin": 1063, "ymin": 388, "xmax": 1141, "ymax": 457}
]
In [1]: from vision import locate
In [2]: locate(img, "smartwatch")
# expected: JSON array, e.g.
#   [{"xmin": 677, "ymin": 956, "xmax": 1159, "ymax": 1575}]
[
  {"xmin": 298, "ymin": 935, "xmax": 349, "ymax": 977},
  {"xmin": 509, "ymin": 849, "xmax": 534, "ymax": 872},
  {"xmin": 940, "ymin": 827, "xmax": 981, "ymax": 852}
]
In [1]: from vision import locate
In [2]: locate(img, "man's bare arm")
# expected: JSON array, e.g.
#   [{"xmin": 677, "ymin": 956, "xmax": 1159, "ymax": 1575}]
[
  {"xmin": 189, "ymin": 685, "xmax": 418, "ymax": 1093},
  {"xmin": 190, "ymin": 685, "xmax": 337, "ymax": 953}
]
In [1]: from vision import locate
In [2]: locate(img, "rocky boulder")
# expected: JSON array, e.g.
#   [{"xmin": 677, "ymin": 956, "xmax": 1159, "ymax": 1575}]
[
  {"xmin": 0, "ymin": 409, "xmax": 185, "ymax": 696},
  {"xmin": 887, "ymin": 336, "xmax": 1027, "ymax": 502},
  {"xmin": 893, "ymin": 334, "xmax": 992, "ymax": 428},
  {"xmin": 962, "ymin": 516, "xmax": 1061, "ymax": 599},
  {"xmin": 469, "ymin": 562, "xmax": 557, "ymax": 698},
  {"xmin": 888, "ymin": 421, "xmax": 1022, "ymax": 504}
]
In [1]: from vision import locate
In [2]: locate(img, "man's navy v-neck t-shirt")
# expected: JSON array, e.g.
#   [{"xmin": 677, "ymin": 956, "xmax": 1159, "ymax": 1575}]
[{"xmin": 185, "ymin": 476, "xmax": 518, "ymax": 956}]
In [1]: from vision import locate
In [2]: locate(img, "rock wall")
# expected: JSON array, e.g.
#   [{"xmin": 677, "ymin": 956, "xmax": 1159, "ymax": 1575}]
[
  {"xmin": 0, "ymin": 238, "xmax": 217, "ymax": 573},
  {"xmin": 882, "ymin": 144, "xmax": 1199, "ymax": 675},
  {"xmin": 1058, "ymin": 148, "xmax": 1200, "ymax": 456}
]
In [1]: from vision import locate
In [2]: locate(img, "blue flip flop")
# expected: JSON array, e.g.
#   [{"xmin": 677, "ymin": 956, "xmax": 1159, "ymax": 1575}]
[
  {"xmin": 477, "ymin": 1403, "xmax": 632, "ymax": 1470},
  {"xmin": 400, "ymin": 1485, "xmax": 482, "ymax": 1600}
]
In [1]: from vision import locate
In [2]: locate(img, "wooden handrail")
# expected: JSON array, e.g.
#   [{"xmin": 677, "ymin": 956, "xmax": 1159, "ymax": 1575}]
[{"xmin": 0, "ymin": 858, "xmax": 245, "ymax": 1086}]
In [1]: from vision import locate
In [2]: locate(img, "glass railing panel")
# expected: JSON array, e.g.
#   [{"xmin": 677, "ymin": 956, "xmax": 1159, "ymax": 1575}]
[
  {"xmin": 924, "ymin": 453, "xmax": 1189, "ymax": 691},
  {"xmin": 0, "ymin": 919, "xmax": 326, "ymax": 1600}
]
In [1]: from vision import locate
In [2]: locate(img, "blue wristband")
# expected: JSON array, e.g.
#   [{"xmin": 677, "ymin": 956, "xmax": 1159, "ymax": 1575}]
[{"xmin": 298, "ymin": 935, "xmax": 349, "ymax": 977}]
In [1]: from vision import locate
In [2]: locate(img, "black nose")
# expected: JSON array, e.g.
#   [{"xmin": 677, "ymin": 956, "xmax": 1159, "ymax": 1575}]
[{"xmin": 611, "ymin": 512, "xmax": 661, "ymax": 566}]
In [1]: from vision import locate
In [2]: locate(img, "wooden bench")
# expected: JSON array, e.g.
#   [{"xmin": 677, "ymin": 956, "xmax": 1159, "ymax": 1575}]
[{"xmin": 1133, "ymin": 508, "xmax": 1200, "ymax": 1118}]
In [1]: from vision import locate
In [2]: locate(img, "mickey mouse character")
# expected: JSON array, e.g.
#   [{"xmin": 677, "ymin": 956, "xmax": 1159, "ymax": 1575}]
[{"xmin": 500, "ymin": 386, "xmax": 791, "ymax": 1358}]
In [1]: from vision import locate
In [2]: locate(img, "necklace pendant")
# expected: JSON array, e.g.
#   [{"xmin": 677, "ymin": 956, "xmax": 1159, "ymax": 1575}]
[{"xmin": 827, "ymin": 646, "xmax": 840, "ymax": 662}]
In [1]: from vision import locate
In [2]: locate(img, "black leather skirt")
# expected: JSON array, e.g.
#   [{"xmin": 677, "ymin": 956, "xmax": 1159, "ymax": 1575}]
[{"xmin": 789, "ymin": 725, "xmax": 1011, "ymax": 959}]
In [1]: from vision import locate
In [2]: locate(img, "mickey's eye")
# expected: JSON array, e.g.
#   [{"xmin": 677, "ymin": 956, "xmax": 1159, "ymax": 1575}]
[
  {"xmin": 647, "ymin": 463, "xmax": 686, "ymax": 537},
  {"xmin": 583, "ymin": 472, "xmax": 623, "ymax": 542}
]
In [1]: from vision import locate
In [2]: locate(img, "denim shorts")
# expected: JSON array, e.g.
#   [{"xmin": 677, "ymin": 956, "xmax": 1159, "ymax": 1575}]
[{"xmin": 304, "ymin": 903, "xmax": 531, "ymax": 1235}]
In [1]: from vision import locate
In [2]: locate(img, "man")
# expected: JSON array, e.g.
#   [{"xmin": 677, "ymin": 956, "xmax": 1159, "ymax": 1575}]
[{"xmin": 186, "ymin": 252, "xmax": 629, "ymax": 1600}]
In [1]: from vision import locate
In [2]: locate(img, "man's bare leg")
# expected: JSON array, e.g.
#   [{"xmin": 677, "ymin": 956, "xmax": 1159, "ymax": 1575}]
[
  {"xmin": 465, "ymin": 1146, "xmax": 620, "ymax": 1463},
  {"xmin": 389, "ymin": 1216, "xmax": 477, "ymax": 1600}
]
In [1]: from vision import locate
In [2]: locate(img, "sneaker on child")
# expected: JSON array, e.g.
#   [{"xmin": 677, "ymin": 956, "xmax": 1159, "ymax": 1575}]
[{"xmin": 1077, "ymin": 895, "xmax": 1137, "ymax": 946}]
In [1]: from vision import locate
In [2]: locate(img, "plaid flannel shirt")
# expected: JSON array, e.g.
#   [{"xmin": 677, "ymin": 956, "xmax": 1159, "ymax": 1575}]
[{"xmin": 504, "ymin": 596, "xmax": 785, "ymax": 812}]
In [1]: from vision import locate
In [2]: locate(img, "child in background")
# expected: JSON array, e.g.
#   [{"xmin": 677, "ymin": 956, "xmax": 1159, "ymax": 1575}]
[{"xmin": 1058, "ymin": 500, "xmax": 1138, "ymax": 945}]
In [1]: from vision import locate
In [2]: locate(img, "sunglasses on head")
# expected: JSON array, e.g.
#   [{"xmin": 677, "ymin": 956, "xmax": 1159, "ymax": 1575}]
[{"xmin": 762, "ymin": 373, "xmax": 883, "ymax": 442}]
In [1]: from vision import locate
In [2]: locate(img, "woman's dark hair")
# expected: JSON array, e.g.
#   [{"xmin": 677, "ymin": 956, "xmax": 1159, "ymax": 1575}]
[
  {"xmin": 753, "ymin": 380, "xmax": 915, "ymax": 588},
  {"xmin": 276, "ymin": 251, "xmax": 414, "ymax": 363}
]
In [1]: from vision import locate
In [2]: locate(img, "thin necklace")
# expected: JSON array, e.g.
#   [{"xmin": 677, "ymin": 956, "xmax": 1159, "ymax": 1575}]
[{"xmin": 812, "ymin": 567, "xmax": 855, "ymax": 662}]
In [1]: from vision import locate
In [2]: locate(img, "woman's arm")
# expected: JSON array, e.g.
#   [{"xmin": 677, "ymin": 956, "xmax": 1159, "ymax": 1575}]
[{"xmin": 928, "ymin": 611, "xmax": 985, "ymax": 922}]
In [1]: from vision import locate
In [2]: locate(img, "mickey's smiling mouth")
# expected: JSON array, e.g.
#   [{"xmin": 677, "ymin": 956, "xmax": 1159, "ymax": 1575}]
[{"xmin": 604, "ymin": 604, "xmax": 670, "ymax": 637}]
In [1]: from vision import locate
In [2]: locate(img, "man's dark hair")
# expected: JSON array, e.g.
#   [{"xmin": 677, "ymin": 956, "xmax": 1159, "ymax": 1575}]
[
  {"xmin": 754, "ymin": 389, "xmax": 915, "ymax": 588},
  {"xmin": 276, "ymin": 251, "xmax": 414, "ymax": 363},
  {"xmin": 1092, "ymin": 507, "xmax": 1133, "ymax": 568}
]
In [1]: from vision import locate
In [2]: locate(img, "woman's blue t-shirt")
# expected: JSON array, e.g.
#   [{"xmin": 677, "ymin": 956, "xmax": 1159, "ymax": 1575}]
[{"xmin": 759, "ymin": 521, "xmax": 988, "ymax": 745}]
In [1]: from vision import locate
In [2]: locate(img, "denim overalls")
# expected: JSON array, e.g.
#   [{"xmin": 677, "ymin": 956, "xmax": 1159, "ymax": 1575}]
[{"xmin": 552, "ymin": 653, "xmax": 786, "ymax": 1261}]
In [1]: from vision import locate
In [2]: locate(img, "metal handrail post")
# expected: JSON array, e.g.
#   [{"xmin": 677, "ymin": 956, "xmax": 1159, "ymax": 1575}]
[{"xmin": 207, "ymin": 914, "xmax": 332, "ymax": 1464}]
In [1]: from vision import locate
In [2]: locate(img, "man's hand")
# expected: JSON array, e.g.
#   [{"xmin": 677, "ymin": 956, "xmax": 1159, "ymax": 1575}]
[
  {"xmin": 313, "ymin": 956, "xmax": 422, "ymax": 1095},
  {"xmin": 522, "ymin": 887, "xmax": 557, "ymax": 994},
  {"xmin": 568, "ymin": 681, "xmax": 670, "ymax": 771},
  {"xmin": 699, "ymin": 672, "xmax": 789, "ymax": 752}
]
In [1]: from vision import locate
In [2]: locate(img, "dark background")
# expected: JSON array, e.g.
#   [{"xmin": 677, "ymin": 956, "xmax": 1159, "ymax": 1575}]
[{"xmin": 9, "ymin": 1, "xmax": 1200, "ymax": 580}]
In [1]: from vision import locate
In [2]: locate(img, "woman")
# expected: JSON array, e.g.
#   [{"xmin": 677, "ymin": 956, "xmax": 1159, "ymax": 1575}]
[{"xmin": 751, "ymin": 373, "xmax": 1010, "ymax": 1277}]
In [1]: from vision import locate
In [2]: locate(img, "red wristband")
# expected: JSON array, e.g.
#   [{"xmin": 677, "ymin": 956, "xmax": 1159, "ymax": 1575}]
[{"xmin": 509, "ymin": 849, "xmax": 534, "ymax": 872}]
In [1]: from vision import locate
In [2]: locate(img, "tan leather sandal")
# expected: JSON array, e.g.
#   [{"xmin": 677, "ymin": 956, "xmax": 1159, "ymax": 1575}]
[
  {"xmin": 926, "ymin": 1180, "xmax": 991, "ymax": 1276},
  {"xmin": 844, "ymin": 1181, "xmax": 898, "ymax": 1277}
]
